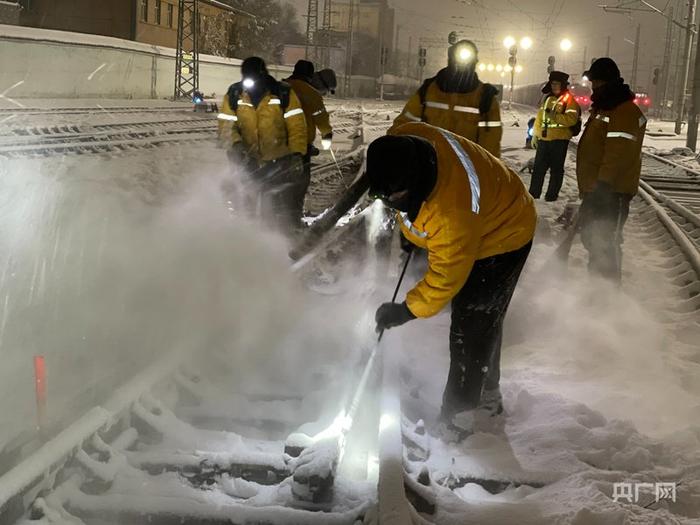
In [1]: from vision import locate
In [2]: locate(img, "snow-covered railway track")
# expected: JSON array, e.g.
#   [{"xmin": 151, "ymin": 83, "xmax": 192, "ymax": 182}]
[
  {"xmin": 638, "ymin": 153, "xmax": 700, "ymax": 261},
  {"xmin": 0, "ymin": 118, "xmax": 216, "ymax": 138},
  {"xmin": 0, "ymin": 125, "xmax": 217, "ymax": 158},
  {"xmin": 0, "ymin": 348, "xmax": 380, "ymax": 524},
  {"xmin": 0, "ymin": 106, "xmax": 192, "ymax": 116}
]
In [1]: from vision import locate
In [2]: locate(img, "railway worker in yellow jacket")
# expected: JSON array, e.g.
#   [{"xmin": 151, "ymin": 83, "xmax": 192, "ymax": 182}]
[
  {"xmin": 389, "ymin": 40, "xmax": 502, "ymax": 158},
  {"xmin": 577, "ymin": 58, "xmax": 646, "ymax": 282},
  {"xmin": 529, "ymin": 70, "xmax": 581, "ymax": 201},
  {"xmin": 218, "ymin": 57, "xmax": 308, "ymax": 234},
  {"xmin": 285, "ymin": 60, "xmax": 334, "ymax": 219},
  {"xmin": 368, "ymin": 122, "xmax": 536, "ymax": 439}
]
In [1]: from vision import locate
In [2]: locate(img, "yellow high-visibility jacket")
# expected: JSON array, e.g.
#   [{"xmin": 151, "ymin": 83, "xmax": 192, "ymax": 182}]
[
  {"xmin": 390, "ymin": 122, "xmax": 537, "ymax": 318},
  {"xmin": 389, "ymin": 80, "xmax": 502, "ymax": 158},
  {"xmin": 286, "ymin": 78, "xmax": 333, "ymax": 146},
  {"xmin": 576, "ymin": 100, "xmax": 647, "ymax": 195},
  {"xmin": 534, "ymin": 92, "xmax": 581, "ymax": 141},
  {"xmin": 218, "ymin": 82, "xmax": 307, "ymax": 163}
]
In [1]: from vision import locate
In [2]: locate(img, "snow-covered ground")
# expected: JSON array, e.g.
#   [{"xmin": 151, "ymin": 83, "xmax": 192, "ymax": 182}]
[{"xmin": 0, "ymin": 98, "xmax": 698, "ymax": 524}]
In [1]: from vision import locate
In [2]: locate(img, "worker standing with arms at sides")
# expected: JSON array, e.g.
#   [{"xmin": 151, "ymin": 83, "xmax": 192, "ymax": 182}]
[
  {"xmin": 529, "ymin": 71, "xmax": 581, "ymax": 201},
  {"xmin": 218, "ymin": 57, "xmax": 308, "ymax": 234},
  {"xmin": 285, "ymin": 59, "xmax": 334, "ymax": 222},
  {"xmin": 577, "ymin": 58, "xmax": 646, "ymax": 282},
  {"xmin": 389, "ymin": 40, "xmax": 502, "ymax": 158},
  {"xmin": 368, "ymin": 122, "xmax": 536, "ymax": 440}
]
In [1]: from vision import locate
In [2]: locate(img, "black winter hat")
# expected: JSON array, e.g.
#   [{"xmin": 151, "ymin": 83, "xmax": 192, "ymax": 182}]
[
  {"xmin": 584, "ymin": 57, "xmax": 621, "ymax": 82},
  {"xmin": 293, "ymin": 60, "xmax": 315, "ymax": 79},
  {"xmin": 367, "ymin": 135, "xmax": 424, "ymax": 197},
  {"xmin": 548, "ymin": 71, "xmax": 569, "ymax": 84},
  {"xmin": 241, "ymin": 56, "xmax": 268, "ymax": 78}
]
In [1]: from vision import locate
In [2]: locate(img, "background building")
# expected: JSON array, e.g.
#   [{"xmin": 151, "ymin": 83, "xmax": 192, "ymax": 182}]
[{"xmin": 14, "ymin": 0, "xmax": 252, "ymax": 54}]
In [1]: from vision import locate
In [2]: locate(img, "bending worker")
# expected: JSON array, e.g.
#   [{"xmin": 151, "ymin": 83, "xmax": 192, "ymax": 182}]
[
  {"xmin": 368, "ymin": 122, "xmax": 536, "ymax": 439},
  {"xmin": 577, "ymin": 57, "xmax": 646, "ymax": 282},
  {"xmin": 529, "ymin": 70, "xmax": 581, "ymax": 201},
  {"xmin": 218, "ymin": 57, "xmax": 308, "ymax": 233},
  {"xmin": 390, "ymin": 40, "xmax": 502, "ymax": 157},
  {"xmin": 285, "ymin": 60, "xmax": 334, "ymax": 217}
]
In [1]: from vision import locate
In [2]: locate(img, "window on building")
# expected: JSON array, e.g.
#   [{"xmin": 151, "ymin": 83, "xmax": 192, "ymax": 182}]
[
  {"xmin": 140, "ymin": 0, "xmax": 148, "ymax": 22},
  {"xmin": 167, "ymin": 3, "xmax": 174, "ymax": 28},
  {"xmin": 155, "ymin": 0, "xmax": 162, "ymax": 24}
]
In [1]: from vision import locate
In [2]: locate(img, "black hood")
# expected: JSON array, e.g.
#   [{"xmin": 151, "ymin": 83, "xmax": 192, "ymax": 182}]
[
  {"xmin": 591, "ymin": 79, "xmax": 634, "ymax": 111},
  {"xmin": 435, "ymin": 67, "xmax": 480, "ymax": 94},
  {"xmin": 367, "ymin": 135, "xmax": 437, "ymax": 221}
]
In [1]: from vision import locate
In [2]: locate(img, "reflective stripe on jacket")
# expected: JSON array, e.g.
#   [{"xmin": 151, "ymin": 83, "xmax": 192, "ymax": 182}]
[
  {"xmin": 286, "ymin": 78, "xmax": 333, "ymax": 146},
  {"xmin": 389, "ymin": 81, "xmax": 502, "ymax": 158},
  {"xmin": 576, "ymin": 100, "xmax": 647, "ymax": 195},
  {"xmin": 218, "ymin": 85, "xmax": 307, "ymax": 162},
  {"xmin": 533, "ymin": 92, "xmax": 580, "ymax": 141},
  {"xmin": 390, "ymin": 122, "xmax": 536, "ymax": 318}
]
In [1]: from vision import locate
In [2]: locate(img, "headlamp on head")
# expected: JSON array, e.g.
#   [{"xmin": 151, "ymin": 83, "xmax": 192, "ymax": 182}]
[
  {"xmin": 242, "ymin": 78, "xmax": 255, "ymax": 89},
  {"xmin": 457, "ymin": 45, "xmax": 474, "ymax": 63}
]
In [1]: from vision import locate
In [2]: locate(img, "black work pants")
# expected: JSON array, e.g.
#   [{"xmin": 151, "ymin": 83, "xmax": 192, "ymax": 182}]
[
  {"xmin": 252, "ymin": 155, "xmax": 306, "ymax": 235},
  {"xmin": 529, "ymin": 139, "xmax": 570, "ymax": 201},
  {"xmin": 441, "ymin": 241, "xmax": 532, "ymax": 421},
  {"xmin": 580, "ymin": 191, "xmax": 631, "ymax": 282}
]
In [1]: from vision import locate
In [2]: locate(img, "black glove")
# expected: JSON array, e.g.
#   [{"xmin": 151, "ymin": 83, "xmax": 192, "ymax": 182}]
[{"xmin": 375, "ymin": 302, "xmax": 416, "ymax": 333}]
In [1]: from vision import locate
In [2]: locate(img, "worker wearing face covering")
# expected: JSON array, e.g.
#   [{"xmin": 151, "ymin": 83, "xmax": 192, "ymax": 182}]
[
  {"xmin": 218, "ymin": 57, "xmax": 308, "ymax": 233},
  {"xmin": 389, "ymin": 40, "xmax": 502, "ymax": 157},
  {"xmin": 368, "ymin": 122, "xmax": 536, "ymax": 439},
  {"xmin": 577, "ymin": 57, "xmax": 646, "ymax": 282}
]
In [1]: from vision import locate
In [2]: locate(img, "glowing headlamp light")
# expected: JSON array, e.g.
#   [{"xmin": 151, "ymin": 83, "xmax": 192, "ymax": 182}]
[
  {"xmin": 458, "ymin": 47, "xmax": 473, "ymax": 62},
  {"xmin": 321, "ymin": 138, "xmax": 332, "ymax": 150},
  {"xmin": 242, "ymin": 78, "xmax": 255, "ymax": 89}
]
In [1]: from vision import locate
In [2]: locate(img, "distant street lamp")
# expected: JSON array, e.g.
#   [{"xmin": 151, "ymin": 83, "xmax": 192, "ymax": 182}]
[
  {"xmin": 560, "ymin": 38, "xmax": 573, "ymax": 52},
  {"xmin": 478, "ymin": 63, "xmax": 487, "ymax": 71},
  {"xmin": 487, "ymin": 63, "xmax": 495, "ymax": 71},
  {"xmin": 520, "ymin": 36, "xmax": 533, "ymax": 49},
  {"xmin": 515, "ymin": 64, "xmax": 523, "ymax": 73},
  {"xmin": 503, "ymin": 36, "xmax": 516, "ymax": 49}
]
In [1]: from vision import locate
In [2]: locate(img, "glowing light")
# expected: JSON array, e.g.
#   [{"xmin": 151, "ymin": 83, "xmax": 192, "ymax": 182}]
[
  {"xmin": 311, "ymin": 410, "xmax": 352, "ymax": 442},
  {"xmin": 458, "ymin": 46, "xmax": 474, "ymax": 62},
  {"xmin": 520, "ymin": 36, "xmax": 533, "ymax": 49},
  {"xmin": 487, "ymin": 63, "xmax": 495, "ymax": 71},
  {"xmin": 496, "ymin": 64, "xmax": 503, "ymax": 72},
  {"xmin": 515, "ymin": 65, "xmax": 523, "ymax": 73},
  {"xmin": 478, "ymin": 63, "xmax": 486, "ymax": 71},
  {"xmin": 500, "ymin": 72, "xmax": 505, "ymax": 77},
  {"xmin": 379, "ymin": 413, "xmax": 397, "ymax": 434},
  {"xmin": 321, "ymin": 138, "xmax": 332, "ymax": 150},
  {"xmin": 504, "ymin": 65, "xmax": 513, "ymax": 72},
  {"xmin": 560, "ymin": 38, "xmax": 573, "ymax": 52},
  {"xmin": 242, "ymin": 78, "xmax": 255, "ymax": 89},
  {"xmin": 503, "ymin": 36, "xmax": 516, "ymax": 49}
]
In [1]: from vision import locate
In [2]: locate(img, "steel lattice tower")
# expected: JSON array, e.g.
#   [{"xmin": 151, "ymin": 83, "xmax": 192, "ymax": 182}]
[
  {"xmin": 321, "ymin": 0, "xmax": 332, "ymax": 68},
  {"xmin": 306, "ymin": 0, "xmax": 319, "ymax": 63},
  {"xmin": 175, "ymin": 0, "xmax": 200, "ymax": 100}
]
